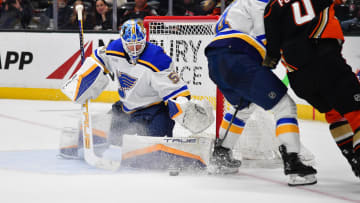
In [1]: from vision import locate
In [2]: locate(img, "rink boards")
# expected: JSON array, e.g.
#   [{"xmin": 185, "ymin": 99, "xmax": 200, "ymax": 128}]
[{"xmin": 1, "ymin": 32, "xmax": 360, "ymax": 121}]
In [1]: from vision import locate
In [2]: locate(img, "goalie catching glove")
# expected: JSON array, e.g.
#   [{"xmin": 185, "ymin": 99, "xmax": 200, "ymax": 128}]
[
  {"xmin": 168, "ymin": 97, "xmax": 214, "ymax": 134},
  {"xmin": 61, "ymin": 57, "xmax": 109, "ymax": 104}
]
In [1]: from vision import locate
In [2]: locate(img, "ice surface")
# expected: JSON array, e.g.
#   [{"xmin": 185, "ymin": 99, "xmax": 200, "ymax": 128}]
[{"xmin": 0, "ymin": 99, "xmax": 359, "ymax": 203}]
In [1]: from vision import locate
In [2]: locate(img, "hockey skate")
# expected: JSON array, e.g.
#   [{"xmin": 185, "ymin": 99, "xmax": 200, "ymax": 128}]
[
  {"xmin": 208, "ymin": 145, "xmax": 242, "ymax": 174},
  {"xmin": 341, "ymin": 148, "xmax": 360, "ymax": 178},
  {"xmin": 279, "ymin": 145, "xmax": 317, "ymax": 186}
]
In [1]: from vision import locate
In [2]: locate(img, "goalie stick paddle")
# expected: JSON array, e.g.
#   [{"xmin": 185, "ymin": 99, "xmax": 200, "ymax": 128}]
[{"xmin": 76, "ymin": 4, "xmax": 121, "ymax": 171}]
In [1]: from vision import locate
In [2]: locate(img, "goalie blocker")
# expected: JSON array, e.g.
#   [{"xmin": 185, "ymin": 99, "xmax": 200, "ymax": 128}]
[{"xmin": 61, "ymin": 57, "xmax": 109, "ymax": 104}]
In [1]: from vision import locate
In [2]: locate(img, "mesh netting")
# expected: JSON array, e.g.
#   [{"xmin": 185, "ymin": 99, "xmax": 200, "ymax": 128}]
[
  {"xmin": 146, "ymin": 19, "xmax": 218, "ymax": 108},
  {"xmin": 148, "ymin": 22, "xmax": 215, "ymax": 36}
]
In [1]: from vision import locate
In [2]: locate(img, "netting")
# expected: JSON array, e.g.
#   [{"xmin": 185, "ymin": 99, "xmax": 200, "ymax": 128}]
[{"xmin": 145, "ymin": 17, "xmax": 218, "ymax": 108}]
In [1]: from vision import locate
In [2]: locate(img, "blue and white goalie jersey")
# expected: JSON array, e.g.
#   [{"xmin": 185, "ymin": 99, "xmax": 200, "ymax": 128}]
[
  {"xmin": 206, "ymin": 0, "xmax": 268, "ymax": 61},
  {"xmin": 92, "ymin": 39, "xmax": 190, "ymax": 113}
]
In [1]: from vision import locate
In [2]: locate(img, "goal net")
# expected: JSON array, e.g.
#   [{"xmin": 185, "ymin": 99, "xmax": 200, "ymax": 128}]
[{"xmin": 143, "ymin": 16, "xmax": 314, "ymax": 167}]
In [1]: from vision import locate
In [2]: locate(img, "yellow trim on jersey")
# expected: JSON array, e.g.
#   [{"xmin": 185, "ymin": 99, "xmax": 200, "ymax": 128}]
[
  {"xmin": 275, "ymin": 124, "xmax": 299, "ymax": 137},
  {"xmin": 213, "ymin": 33, "xmax": 266, "ymax": 58},
  {"xmin": 90, "ymin": 54, "xmax": 110, "ymax": 74},
  {"xmin": 175, "ymin": 90, "xmax": 191, "ymax": 98},
  {"xmin": 106, "ymin": 50, "xmax": 126, "ymax": 56},
  {"xmin": 171, "ymin": 102, "xmax": 183, "ymax": 119},
  {"xmin": 138, "ymin": 59, "xmax": 161, "ymax": 72},
  {"xmin": 220, "ymin": 120, "xmax": 244, "ymax": 134}
]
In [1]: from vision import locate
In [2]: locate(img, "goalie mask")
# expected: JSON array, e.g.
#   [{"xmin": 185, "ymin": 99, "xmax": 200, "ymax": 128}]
[{"xmin": 120, "ymin": 19, "xmax": 146, "ymax": 64}]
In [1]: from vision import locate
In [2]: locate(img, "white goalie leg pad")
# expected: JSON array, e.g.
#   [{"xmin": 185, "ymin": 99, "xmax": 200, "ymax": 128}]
[
  {"xmin": 61, "ymin": 57, "xmax": 109, "ymax": 104},
  {"xmin": 271, "ymin": 94, "xmax": 300, "ymax": 153},
  {"xmin": 168, "ymin": 97, "xmax": 214, "ymax": 134}
]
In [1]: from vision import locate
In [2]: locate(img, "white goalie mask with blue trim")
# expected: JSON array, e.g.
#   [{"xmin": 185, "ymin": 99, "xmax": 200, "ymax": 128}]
[{"xmin": 120, "ymin": 19, "xmax": 146, "ymax": 64}]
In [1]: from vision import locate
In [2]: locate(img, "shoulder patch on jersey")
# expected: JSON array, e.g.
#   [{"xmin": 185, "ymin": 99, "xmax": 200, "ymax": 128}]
[{"xmin": 137, "ymin": 43, "xmax": 172, "ymax": 72}]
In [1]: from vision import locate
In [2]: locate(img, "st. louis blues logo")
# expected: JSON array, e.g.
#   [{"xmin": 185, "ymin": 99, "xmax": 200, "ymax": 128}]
[{"xmin": 117, "ymin": 71, "xmax": 137, "ymax": 98}]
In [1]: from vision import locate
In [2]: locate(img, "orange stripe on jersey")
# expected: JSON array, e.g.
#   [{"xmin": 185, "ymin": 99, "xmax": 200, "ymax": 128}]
[
  {"xmin": 276, "ymin": 124, "xmax": 299, "ymax": 137},
  {"xmin": 264, "ymin": 0, "xmax": 277, "ymax": 18},
  {"xmin": 334, "ymin": 0, "xmax": 343, "ymax": 5},
  {"xmin": 338, "ymin": 137, "xmax": 352, "ymax": 147},
  {"xmin": 310, "ymin": 4, "xmax": 344, "ymax": 40},
  {"xmin": 355, "ymin": 143, "xmax": 360, "ymax": 152},
  {"xmin": 344, "ymin": 110, "xmax": 360, "ymax": 132},
  {"xmin": 220, "ymin": 120, "xmax": 244, "ymax": 134},
  {"xmin": 325, "ymin": 109, "xmax": 344, "ymax": 123},
  {"xmin": 280, "ymin": 56, "xmax": 299, "ymax": 72}
]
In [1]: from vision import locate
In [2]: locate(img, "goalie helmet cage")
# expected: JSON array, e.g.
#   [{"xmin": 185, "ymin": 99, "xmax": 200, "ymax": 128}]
[{"xmin": 143, "ymin": 16, "xmax": 282, "ymax": 163}]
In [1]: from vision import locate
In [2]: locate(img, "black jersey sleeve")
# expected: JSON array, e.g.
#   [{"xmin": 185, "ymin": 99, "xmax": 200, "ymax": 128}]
[{"xmin": 263, "ymin": 0, "xmax": 282, "ymax": 62}]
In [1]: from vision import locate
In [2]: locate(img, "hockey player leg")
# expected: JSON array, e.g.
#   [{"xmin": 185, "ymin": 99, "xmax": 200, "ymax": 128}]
[
  {"xmin": 330, "ymin": 110, "xmax": 360, "ymax": 178},
  {"xmin": 209, "ymin": 104, "xmax": 255, "ymax": 174},
  {"xmin": 343, "ymin": 110, "xmax": 360, "ymax": 177},
  {"xmin": 272, "ymin": 95, "xmax": 317, "ymax": 186},
  {"xmin": 279, "ymin": 145, "xmax": 317, "ymax": 186}
]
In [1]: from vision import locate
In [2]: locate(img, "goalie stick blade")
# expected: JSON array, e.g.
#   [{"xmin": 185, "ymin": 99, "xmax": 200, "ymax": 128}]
[
  {"xmin": 288, "ymin": 174, "xmax": 317, "ymax": 186},
  {"xmin": 94, "ymin": 159, "xmax": 121, "ymax": 171},
  {"xmin": 85, "ymin": 152, "xmax": 121, "ymax": 171}
]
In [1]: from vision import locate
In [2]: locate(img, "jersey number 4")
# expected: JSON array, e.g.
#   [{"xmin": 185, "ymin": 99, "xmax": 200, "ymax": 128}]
[{"xmin": 291, "ymin": 0, "xmax": 315, "ymax": 25}]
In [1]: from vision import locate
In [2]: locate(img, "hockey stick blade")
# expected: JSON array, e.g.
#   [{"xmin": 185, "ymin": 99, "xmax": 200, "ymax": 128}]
[{"xmin": 87, "ymin": 154, "xmax": 121, "ymax": 171}]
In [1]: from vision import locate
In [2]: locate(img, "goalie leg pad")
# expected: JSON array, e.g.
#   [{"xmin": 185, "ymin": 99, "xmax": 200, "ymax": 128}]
[{"xmin": 61, "ymin": 57, "xmax": 109, "ymax": 104}]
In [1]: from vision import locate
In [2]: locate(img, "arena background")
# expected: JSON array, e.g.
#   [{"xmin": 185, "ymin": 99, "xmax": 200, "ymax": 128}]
[{"xmin": 0, "ymin": 32, "xmax": 359, "ymax": 122}]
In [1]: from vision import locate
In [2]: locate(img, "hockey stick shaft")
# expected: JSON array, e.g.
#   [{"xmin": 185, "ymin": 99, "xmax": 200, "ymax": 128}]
[
  {"xmin": 216, "ymin": 105, "xmax": 240, "ymax": 147},
  {"xmin": 76, "ymin": 5, "xmax": 120, "ymax": 170}
]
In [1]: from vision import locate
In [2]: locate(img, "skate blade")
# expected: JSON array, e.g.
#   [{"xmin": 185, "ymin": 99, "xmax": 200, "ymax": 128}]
[
  {"xmin": 288, "ymin": 174, "xmax": 317, "ymax": 186},
  {"xmin": 207, "ymin": 164, "xmax": 239, "ymax": 175}
]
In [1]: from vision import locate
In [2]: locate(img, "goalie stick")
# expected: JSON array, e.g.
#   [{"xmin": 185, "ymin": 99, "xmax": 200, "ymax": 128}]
[{"xmin": 76, "ymin": 4, "xmax": 120, "ymax": 171}]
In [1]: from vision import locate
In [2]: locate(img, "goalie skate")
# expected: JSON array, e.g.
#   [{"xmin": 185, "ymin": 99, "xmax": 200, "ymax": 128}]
[{"xmin": 279, "ymin": 145, "xmax": 317, "ymax": 186}]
